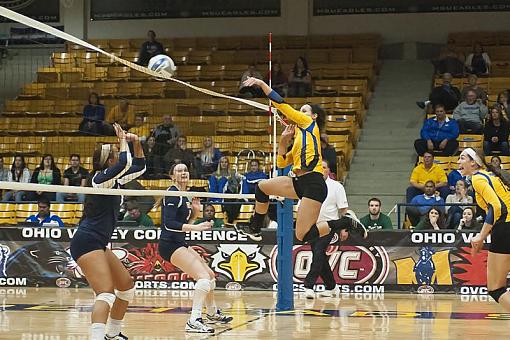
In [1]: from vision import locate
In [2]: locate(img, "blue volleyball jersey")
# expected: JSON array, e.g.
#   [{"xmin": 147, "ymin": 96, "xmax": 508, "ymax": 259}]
[
  {"xmin": 160, "ymin": 186, "xmax": 191, "ymax": 242},
  {"xmin": 78, "ymin": 151, "xmax": 146, "ymax": 244}
]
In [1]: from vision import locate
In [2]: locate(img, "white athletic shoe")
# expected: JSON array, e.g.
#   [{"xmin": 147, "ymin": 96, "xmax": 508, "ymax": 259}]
[
  {"xmin": 105, "ymin": 333, "xmax": 128, "ymax": 340},
  {"xmin": 304, "ymin": 288, "xmax": 315, "ymax": 299},
  {"xmin": 319, "ymin": 286, "xmax": 340, "ymax": 298},
  {"xmin": 206, "ymin": 308, "xmax": 233, "ymax": 324},
  {"xmin": 185, "ymin": 318, "xmax": 214, "ymax": 333}
]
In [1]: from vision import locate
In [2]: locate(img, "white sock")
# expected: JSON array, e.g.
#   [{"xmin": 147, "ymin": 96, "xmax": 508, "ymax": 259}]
[
  {"xmin": 205, "ymin": 280, "xmax": 217, "ymax": 315},
  {"xmin": 91, "ymin": 323, "xmax": 106, "ymax": 340},
  {"xmin": 190, "ymin": 285, "xmax": 209, "ymax": 322},
  {"xmin": 106, "ymin": 318, "xmax": 123, "ymax": 337}
]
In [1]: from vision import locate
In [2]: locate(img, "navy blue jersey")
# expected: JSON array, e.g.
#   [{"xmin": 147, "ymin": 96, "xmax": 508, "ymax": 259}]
[
  {"xmin": 160, "ymin": 186, "xmax": 191, "ymax": 242},
  {"xmin": 79, "ymin": 150, "xmax": 146, "ymax": 244}
]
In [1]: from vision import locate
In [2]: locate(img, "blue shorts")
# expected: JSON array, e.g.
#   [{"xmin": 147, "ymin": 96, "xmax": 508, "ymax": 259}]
[
  {"xmin": 70, "ymin": 230, "xmax": 108, "ymax": 261},
  {"xmin": 158, "ymin": 238, "xmax": 188, "ymax": 261}
]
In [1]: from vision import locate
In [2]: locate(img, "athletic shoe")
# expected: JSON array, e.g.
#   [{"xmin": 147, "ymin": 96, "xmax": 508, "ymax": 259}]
[
  {"xmin": 185, "ymin": 318, "xmax": 214, "ymax": 333},
  {"xmin": 342, "ymin": 211, "xmax": 368, "ymax": 239},
  {"xmin": 319, "ymin": 286, "xmax": 340, "ymax": 298},
  {"xmin": 231, "ymin": 223, "xmax": 262, "ymax": 242},
  {"xmin": 105, "ymin": 333, "xmax": 128, "ymax": 340},
  {"xmin": 206, "ymin": 308, "xmax": 233, "ymax": 324},
  {"xmin": 304, "ymin": 288, "xmax": 315, "ymax": 299},
  {"xmin": 416, "ymin": 101, "xmax": 426, "ymax": 109}
]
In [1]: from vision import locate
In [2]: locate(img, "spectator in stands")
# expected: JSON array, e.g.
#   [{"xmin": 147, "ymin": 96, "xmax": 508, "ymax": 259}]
[
  {"xmin": 320, "ymin": 134, "xmax": 337, "ymax": 178},
  {"xmin": 79, "ymin": 92, "xmax": 105, "ymax": 135},
  {"xmin": 288, "ymin": 56, "xmax": 312, "ymax": 97},
  {"xmin": 0, "ymin": 157, "xmax": 8, "ymax": 182},
  {"xmin": 407, "ymin": 152, "xmax": 449, "ymax": 202},
  {"xmin": 56, "ymin": 154, "xmax": 88, "ymax": 203},
  {"xmin": 129, "ymin": 114, "xmax": 152, "ymax": 142},
  {"xmin": 413, "ymin": 207, "xmax": 446, "ymax": 230},
  {"xmin": 241, "ymin": 159, "xmax": 268, "ymax": 194},
  {"xmin": 447, "ymin": 166, "xmax": 469, "ymax": 193},
  {"xmin": 432, "ymin": 48, "xmax": 465, "ymax": 77},
  {"xmin": 151, "ymin": 115, "xmax": 180, "ymax": 157},
  {"xmin": 265, "ymin": 62, "xmax": 288, "ymax": 97},
  {"xmin": 239, "ymin": 64, "xmax": 264, "ymax": 98},
  {"xmin": 123, "ymin": 200, "xmax": 154, "ymax": 227},
  {"xmin": 197, "ymin": 136, "xmax": 222, "ymax": 178},
  {"xmin": 138, "ymin": 30, "xmax": 164, "ymax": 66},
  {"xmin": 497, "ymin": 91, "xmax": 510, "ymax": 117},
  {"xmin": 28, "ymin": 154, "xmax": 61, "ymax": 202},
  {"xmin": 25, "ymin": 197, "xmax": 64, "ymax": 227},
  {"xmin": 360, "ymin": 197, "xmax": 393, "ymax": 230},
  {"xmin": 453, "ymin": 89, "xmax": 488, "ymax": 134},
  {"xmin": 163, "ymin": 135, "xmax": 196, "ymax": 177},
  {"xmin": 3, "ymin": 154, "xmax": 30, "ymax": 202},
  {"xmin": 457, "ymin": 206, "xmax": 481, "ymax": 230},
  {"xmin": 484, "ymin": 105, "xmax": 510, "ymax": 155},
  {"xmin": 465, "ymin": 43, "xmax": 491, "ymax": 76},
  {"xmin": 417, "ymin": 73, "xmax": 461, "ymax": 111},
  {"xmin": 445, "ymin": 179, "xmax": 473, "ymax": 228},
  {"xmin": 414, "ymin": 104, "xmax": 459, "ymax": 156},
  {"xmin": 142, "ymin": 136, "xmax": 162, "ymax": 178},
  {"xmin": 106, "ymin": 99, "xmax": 135, "ymax": 131},
  {"xmin": 208, "ymin": 156, "xmax": 242, "ymax": 223},
  {"xmin": 491, "ymin": 155, "xmax": 502, "ymax": 170},
  {"xmin": 461, "ymin": 74, "xmax": 487, "ymax": 102},
  {"xmin": 194, "ymin": 204, "xmax": 224, "ymax": 229},
  {"xmin": 407, "ymin": 180, "xmax": 446, "ymax": 226}
]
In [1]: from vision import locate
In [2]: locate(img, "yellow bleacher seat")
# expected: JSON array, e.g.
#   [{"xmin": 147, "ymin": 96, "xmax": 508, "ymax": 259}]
[
  {"xmin": 15, "ymin": 203, "xmax": 38, "ymax": 223},
  {"xmin": 0, "ymin": 203, "xmax": 16, "ymax": 225}
]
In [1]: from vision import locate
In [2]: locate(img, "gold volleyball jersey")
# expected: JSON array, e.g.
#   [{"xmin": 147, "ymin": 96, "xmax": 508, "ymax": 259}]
[
  {"xmin": 274, "ymin": 102, "xmax": 323, "ymax": 174},
  {"xmin": 472, "ymin": 170, "xmax": 510, "ymax": 224}
]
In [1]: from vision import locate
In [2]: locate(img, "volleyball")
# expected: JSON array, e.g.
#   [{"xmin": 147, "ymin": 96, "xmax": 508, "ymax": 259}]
[{"xmin": 148, "ymin": 54, "xmax": 176, "ymax": 77}]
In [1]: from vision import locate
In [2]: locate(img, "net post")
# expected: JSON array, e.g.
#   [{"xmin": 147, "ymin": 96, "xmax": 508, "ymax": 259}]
[{"xmin": 276, "ymin": 166, "xmax": 294, "ymax": 311}]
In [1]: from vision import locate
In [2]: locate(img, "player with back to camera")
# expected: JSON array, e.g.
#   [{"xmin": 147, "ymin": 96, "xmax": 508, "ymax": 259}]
[
  {"xmin": 69, "ymin": 123, "xmax": 146, "ymax": 340},
  {"xmin": 236, "ymin": 77, "xmax": 367, "ymax": 243},
  {"xmin": 459, "ymin": 147, "xmax": 510, "ymax": 311},
  {"xmin": 158, "ymin": 163, "xmax": 233, "ymax": 333}
]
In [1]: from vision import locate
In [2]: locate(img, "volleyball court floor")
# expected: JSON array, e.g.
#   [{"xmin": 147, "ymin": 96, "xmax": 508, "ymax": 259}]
[{"xmin": 0, "ymin": 288, "xmax": 508, "ymax": 339}]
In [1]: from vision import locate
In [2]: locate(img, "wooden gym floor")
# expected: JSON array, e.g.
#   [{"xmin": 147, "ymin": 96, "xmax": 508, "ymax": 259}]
[{"xmin": 0, "ymin": 288, "xmax": 508, "ymax": 339}]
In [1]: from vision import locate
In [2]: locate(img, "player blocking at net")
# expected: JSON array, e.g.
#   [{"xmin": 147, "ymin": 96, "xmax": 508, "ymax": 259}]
[
  {"xmin": 237, "ymin": 77, "xmax": 367, "ymax": 243},
  {"xmin": 69, "ymin": 123, "xmax": 146, "ymax": 340}
]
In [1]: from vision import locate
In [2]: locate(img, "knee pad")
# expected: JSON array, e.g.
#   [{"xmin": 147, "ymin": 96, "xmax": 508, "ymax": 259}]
[
  {"xmin": 489, "ymin": 287, "xmax": 507, "ymax": 302},
  {"xmin": 96, "ymin": 292, "xmax": 116, "ymax": 309},
  {"xmin": 115, "ymin": 287, "xmax": 135, "ymax": 303},
  {"xmin": 209, "ymin": 279, "xmax": 216, "ymax": 291},
  {"xmin": 195, "ymin": 278, "xmax": 211, "ymax": 293},
  {"xmin": 255, "ymin": 184, "xmax": 269, "ymax": 203}
]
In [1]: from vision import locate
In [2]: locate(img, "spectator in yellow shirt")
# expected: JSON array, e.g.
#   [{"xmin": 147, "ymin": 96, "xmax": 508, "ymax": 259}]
[
  {"xmin": 406, "ymin": 151, "xmax": 449, "ymax": 202},
  {"xmin": 129, "ymin": 115, "xmax": 152, "ymax": 142},
  {"xmin": 106, "ymin": 99, "xmax": 135, "ymax": 130}
]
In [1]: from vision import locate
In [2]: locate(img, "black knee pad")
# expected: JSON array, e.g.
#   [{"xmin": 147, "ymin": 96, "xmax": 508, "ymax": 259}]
[
  {"xmin": 255, "ymin": 184, "xmax": 269, "ymax": 203},
  {"xmin": 489, "ymin": 287, "xmax": 507, "ymax": 302}
]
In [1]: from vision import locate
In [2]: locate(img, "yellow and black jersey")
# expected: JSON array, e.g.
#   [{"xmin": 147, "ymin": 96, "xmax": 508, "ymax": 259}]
[
  {"xmin": 273, "ymin": 101, "xmax": 323, "ymax": 174},
  {"xmin": 472, "ymin": 170, "xmax": 510, "ymax": 224}
]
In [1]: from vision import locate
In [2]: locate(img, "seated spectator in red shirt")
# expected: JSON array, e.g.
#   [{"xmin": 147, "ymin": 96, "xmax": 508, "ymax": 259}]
[
  {"xmin": 3, "ymin": 154, "xmax": 30, "ymax": 202},
  {"xmin": 27, "ymin": 154, "xmax": 61, "ymax": 202},
  {"xmin": 56, "ymin": 154, "xmax": 89, "ymax": 203},
  {"xmin": 415, "ymin": 104, "xmax": 459, "ymax": 156},
  {"xmin": 484, "ymin": 105, "xmax": 510, "ymax": 155}
]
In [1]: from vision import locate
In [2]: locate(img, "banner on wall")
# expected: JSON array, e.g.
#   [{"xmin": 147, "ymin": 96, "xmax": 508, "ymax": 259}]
[
  {"xmin": 90, "ymin": 0, "xmax": 281, "ymax": 20},
  {"xmin": 0, "ymin": 0, "xmax": 60, "ymax": 23},
  {"xmin": 0, "ymin": 227, "xmax": 493, "ymax": 295},
  {"xmin": 313, "ymin": 0, "xmax": 510, "ymax": 15}
]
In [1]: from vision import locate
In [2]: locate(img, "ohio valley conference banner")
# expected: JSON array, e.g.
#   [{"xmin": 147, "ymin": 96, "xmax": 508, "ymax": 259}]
[
  {"xmin": 0, "ymin": 227, "xmax": 494, "ymax": 296},
  {"xmin": 90, "ymin": 0, "xmax": 280, "ymax": 20},
  {"xmin": 314, "ymin": 0, "xmax": 510, "ymax": 15}
]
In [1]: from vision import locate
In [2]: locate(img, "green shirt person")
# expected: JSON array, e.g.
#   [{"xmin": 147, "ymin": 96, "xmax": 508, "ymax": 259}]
[
  {"xmin": 123, "ymin": 200, "xmax": 154, "ymax": 227},
  {"xmin": 359, "ymin": 197, "xmax": 393, "ymax": 230},
  {"xmin": 194, "ymin": 203, "xmax": 224, "ymax": 229}
]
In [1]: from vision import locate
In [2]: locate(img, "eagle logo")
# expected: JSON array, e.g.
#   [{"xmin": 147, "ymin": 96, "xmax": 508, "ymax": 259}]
[{"xmin": 211, "ymin": 245, "xmax": 266, "ymax": 282}]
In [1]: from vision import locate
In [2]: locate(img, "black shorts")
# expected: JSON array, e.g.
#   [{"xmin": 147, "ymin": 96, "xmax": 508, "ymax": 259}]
[
  {"xmin": 292, "ymin": 171, "xmax": 327, "ymax": 203},
  {"xmin": 70, "ymin": 230, "xmax": 108, "ymax": 261},
  {"xmin": 158, "ymin": 238, "xmax": 188, "ymax": 261},
  {"xmin": 490, "ymin": 221, "xmax": 510, "ymax": 254}
]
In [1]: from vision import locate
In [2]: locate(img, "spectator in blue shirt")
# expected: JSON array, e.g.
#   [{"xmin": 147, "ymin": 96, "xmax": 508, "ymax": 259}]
[
  {"xmin": 414, "ymin": 104, "xmax": 459, "ymax": 156},
  {"xmin": 25, "ymin": 198, "xmax": 64, "ymax": 227},
  {"xmin": 79, "ymin": 92, "xmax": 106, "ymax": 135},
  {"xmin": 241, "ymin": 159, "xmax": 268, "ymax": 194},
  {"xmin": 406, "ymin": 180, "xmax": 445, "ymax": 226}
]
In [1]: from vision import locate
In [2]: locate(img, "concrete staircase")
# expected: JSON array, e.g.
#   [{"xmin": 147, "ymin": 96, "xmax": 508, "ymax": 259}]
[{"xmin": 345, "ymin": 60, "xmax": 433, "ymax": 223}]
